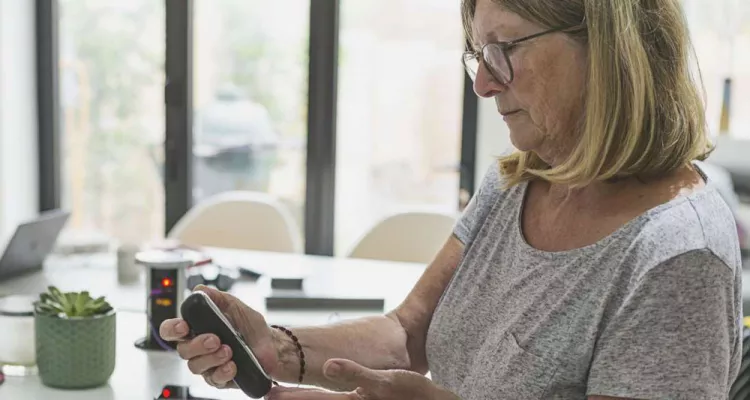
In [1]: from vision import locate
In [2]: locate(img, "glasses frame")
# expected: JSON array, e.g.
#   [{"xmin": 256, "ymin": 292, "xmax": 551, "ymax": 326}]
[{"xmin": 463, "ymin": 24, "xmax": 584, "ymax": 85}]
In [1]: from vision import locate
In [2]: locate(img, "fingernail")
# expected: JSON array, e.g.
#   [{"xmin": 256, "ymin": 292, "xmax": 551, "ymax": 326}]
[
  {"xmin": 223, "ymin": 346, "xmax": 231, "ymax": 358},
  {"xmin": 326, "ymin": 361, "xmax": 341, "ymax": 377},
  {"xmin": 204, "ymin": 336, "xmax": 219, "ymax": 349},
  {"xmin": 222, "ymin": 363, "xmax": 233, "ymax": 374},
  {"xmin": 174, "ymin": 321, "xmax": 187, "ymax": 336}
]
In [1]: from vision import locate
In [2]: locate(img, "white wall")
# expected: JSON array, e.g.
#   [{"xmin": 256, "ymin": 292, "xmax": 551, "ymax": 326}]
[
  {"xmin": 0, "ymin": 0, "xmax": 39, "ymax": 240},
  {"xmin": 474, "ymin": 97, "xmax": 513, "ymax": 188},
  {"xmin": 0, "ymin": 1, "xmax": 3, "ymax": 238}
]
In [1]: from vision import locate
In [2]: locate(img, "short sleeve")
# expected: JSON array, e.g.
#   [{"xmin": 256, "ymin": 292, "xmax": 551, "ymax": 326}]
[
  {"xmin": 453, "ymin": 163, "xmax": 500, "ymax": 247},
  {"xmin": 586, "ymin": 249, "xmax": 742, "ymax": 399}
]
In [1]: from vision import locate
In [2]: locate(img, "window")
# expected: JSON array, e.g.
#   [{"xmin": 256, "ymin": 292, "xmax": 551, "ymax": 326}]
[
  {"xmin": 59, "ymin": 0, "xmax": 165, "ymax": 246},
  {"xmin": 193, "ymin": 0, "xmax": 310, "ymax": 239},
  {"xmin": 684, "ymin": 0, "xmax": 750, "ymax": 138},
  {"xmin": 334, "ymin": 0, "xmax": 466, "ymax": 255},
  {"xmin": 45, "ymin": 0, "xmax": 476, "ymax": 255}
]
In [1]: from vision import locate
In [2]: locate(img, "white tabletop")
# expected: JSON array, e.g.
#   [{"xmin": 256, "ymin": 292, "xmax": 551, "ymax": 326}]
[{"xmin": 0, "ymin": 248, "xmax": 427, "ymax": 399}]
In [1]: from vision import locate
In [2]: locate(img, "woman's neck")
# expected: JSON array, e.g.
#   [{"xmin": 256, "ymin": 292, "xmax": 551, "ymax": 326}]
[{"xmin": 542, "ymin": 163, "xmax": 704, "ymax": 211}]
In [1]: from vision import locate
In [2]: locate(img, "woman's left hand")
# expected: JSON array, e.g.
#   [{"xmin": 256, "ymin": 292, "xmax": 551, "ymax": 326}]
[{"xmin": 264, "ymin": 358, "xmax": 460, "ymax": 400}]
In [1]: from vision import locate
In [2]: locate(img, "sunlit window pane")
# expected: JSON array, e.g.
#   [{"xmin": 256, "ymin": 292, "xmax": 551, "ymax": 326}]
[
  {"xmin": 334, "ymin": 0, "xmax": 465, "ymax": 255},
  {"xmin": 59, "ymin": 0, "xmax": 165, "ymax": 245},
  {"xmin": 193, "ymin": 0, "xmax": 310, "ymax": 241}
]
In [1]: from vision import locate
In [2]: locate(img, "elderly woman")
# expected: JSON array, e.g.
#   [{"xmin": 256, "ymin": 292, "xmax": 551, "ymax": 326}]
[{"xmin": 161, "ymin": 0, "xmax": 742, "ymax": 398}]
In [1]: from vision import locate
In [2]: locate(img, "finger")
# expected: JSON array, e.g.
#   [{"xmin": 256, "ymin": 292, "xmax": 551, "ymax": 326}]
[
  {"xmin": 195, "ymin": 285, "xmax": 253, "ymax": 335},
  {"xmin": 176, "ymin": 333, "xmax": 222, "ymax": 360},
  {"xmin": 194, "ymin": 284, "xmax": 233, "ymax": 310},
  {"xmin": 192, "ymin": 285, "xmax": 256, "ymax": 343},
  {"xmin": 192, "ymin": 285, "xmax": 279, "ymax": 379},
  {"xmin": 159, "ymin": 318, "xmax": 189, "ymax": 341},
  {"xmin": 203, "ymin": 369, "xmax": 238, "ymax": 389},
  {"xmin": 323, "ymin": 359, "xmax": 385, "ymax": 389},
  {"xmin": 187, "ymin": 345, "xmax": 233, "ymax": 375},
  {"xmin": 198, "ymin": 287, "xmax": 274, "ymax": 367},
  {"xmin": 264, "ymin": 386, "xmax": 359, "ymax": 400},
  {"xmin": 208, "ymin": 360, "xmax": 239, "ymax": 388}
]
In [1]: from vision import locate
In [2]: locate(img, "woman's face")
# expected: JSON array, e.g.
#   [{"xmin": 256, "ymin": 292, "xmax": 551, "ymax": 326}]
[{"xmin": 472, "ymin": 0, "xmax": 588, "ymax": 166}]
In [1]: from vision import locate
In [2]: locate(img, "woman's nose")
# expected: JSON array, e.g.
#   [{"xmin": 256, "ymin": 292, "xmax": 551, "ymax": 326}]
[{"xmin": 473, "ymin": 62, "xmax": 505, "ymax": 98}]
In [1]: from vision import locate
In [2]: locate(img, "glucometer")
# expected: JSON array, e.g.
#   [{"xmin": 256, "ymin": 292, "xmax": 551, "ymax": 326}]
[{"xmin": 180, "ymin": 291, "xmax": 274, "ymax": 399}]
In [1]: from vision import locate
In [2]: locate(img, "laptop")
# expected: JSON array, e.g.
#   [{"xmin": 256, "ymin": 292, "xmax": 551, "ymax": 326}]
[{"xmin": 0, "ymin": 209, "xmax": 70, "ymax": 281}]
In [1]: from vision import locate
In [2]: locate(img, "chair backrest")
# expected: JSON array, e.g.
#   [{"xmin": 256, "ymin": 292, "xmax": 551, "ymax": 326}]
[
  {"xmin": 346, "ymin": 211, "xmax": 458, "ymax": 264},
  {"xmin": 167, "ymin": 191, "xmax": 302, "ymax": 253}
]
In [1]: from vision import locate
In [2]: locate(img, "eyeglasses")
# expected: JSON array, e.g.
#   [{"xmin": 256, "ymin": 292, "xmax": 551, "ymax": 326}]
[{"xmin": 462, "ymin": 24, "xmax": 584, "ymax": 85}]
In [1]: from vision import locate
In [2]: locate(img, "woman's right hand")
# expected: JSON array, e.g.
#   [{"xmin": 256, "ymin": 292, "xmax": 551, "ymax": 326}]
[{"xmin": 159, "ymin": 285, "xmax": 280, "ymax": 389}]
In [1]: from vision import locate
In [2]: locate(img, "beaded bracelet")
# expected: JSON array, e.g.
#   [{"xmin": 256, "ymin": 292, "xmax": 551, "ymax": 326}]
[{"xmin": 271, "ymin": 325, "xmax": 306, "ymax": 384}]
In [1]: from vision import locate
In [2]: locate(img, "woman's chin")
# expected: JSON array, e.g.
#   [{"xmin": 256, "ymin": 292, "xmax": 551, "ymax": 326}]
[{"xmin": 508, "ymin": 131, "xmax": 537, "ymax": 153}]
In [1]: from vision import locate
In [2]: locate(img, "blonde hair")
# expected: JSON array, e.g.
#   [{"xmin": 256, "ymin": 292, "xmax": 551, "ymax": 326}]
[{"xmin": 462, "ymin": 0, "xmax": 713, "ymax": 188}]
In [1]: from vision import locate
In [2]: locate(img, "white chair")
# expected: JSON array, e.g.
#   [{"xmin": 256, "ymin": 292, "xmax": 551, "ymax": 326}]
[
  {"xmin": 346, "ymin": 211, "xmax": 458, "ymax": 264},
  {"xmin": 167, "ymin": 191, "xmax": 303, "ymax": 253}
]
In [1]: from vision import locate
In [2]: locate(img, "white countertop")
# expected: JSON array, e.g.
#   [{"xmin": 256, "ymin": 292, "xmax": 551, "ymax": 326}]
[
  {"xmin": 1, "ymin": 311, "xmax": 268, "ymax": 400},
  {"xmin": 0, "ymin": 248, "xmax": 427, "ymax": 399}
]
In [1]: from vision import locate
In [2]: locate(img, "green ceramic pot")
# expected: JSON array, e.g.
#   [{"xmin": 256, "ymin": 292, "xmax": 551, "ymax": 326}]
[{"xmin": 34, "ymin": 310, "xmax": 116, "ymax": 389}]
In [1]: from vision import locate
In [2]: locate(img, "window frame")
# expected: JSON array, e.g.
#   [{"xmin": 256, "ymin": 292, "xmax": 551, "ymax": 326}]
[
  {"xmin": 35, "ymin": 0, "xmax": 478, "ymax": 256},
  {"xmin": 36, "ymin": 0, "xmax": 62, "ymax": 213},
  {"xmin": 164, "ymin": 0, "xmax": 194, "ymax": 235}
]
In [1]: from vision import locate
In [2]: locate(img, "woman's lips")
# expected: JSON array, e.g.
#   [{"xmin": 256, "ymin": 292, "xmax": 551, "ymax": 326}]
[{"xmin": 501, "ymin": 109, "xmax": 521, "ymax": 119}]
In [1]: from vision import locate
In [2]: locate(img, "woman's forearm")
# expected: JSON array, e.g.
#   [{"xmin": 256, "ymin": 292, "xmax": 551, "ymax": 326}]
[
  {"xmin": 265, "ymin": 236, "xmax": 465, "ymax": 391},
  {"xmin": 271, "ymin": 314, "xmax": 411, "ymax": 391}
]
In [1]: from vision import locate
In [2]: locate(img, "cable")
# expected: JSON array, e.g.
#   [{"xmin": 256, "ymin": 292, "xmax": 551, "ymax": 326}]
[
  {"xmin": 148, "ymin": 314, "xmax": 176, "ymax": 352},
  {"xmin": 147, "ymin": 290, "xmax": 177, "ymax": 352}
]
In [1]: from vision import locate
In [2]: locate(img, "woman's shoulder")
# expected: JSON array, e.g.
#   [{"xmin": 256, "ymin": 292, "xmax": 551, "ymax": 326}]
[
  {"xmin": 453, "ymin": 161, "xmax": 524, "ymax": 247},
  {"xmin": 472, "ymin": 160, "xmax": 506, "ymax": 204},
  {"xmin": 624, "ymin": 185, "xmax": 741, "ymax": 280}
]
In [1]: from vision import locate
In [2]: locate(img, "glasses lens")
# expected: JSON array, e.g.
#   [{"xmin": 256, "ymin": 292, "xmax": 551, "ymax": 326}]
[
  {"xmin": 462, "ymin": 52, "xmax": 479, "ymax": 80},
  {"xmin": 484, "ymin": 44, "xmax": 512, "ymax": 84}
]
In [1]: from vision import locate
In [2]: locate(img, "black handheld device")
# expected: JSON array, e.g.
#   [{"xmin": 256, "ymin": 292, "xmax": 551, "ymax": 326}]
[{"xmin": 180, "ymin": 291, "xmax": 273, "ymax": 399}]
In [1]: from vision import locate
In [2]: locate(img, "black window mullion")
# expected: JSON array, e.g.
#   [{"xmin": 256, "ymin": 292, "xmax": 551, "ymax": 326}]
[
  {"xmin": 164, "ymin": 0, "xmax": 194, "ymax": 235},
  {"xmin": 304, "ymin": 0, "xmax": 340, "ymax": 256},
  {"xmin": 36, "ymin": 0, "xmax": 62, "ymax": 213},
  {"xmin": 459, "ymin": 69, "xmax": 479, "ymax": 210}
]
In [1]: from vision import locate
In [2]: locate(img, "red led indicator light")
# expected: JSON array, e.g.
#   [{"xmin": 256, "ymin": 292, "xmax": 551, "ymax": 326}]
[
  {"xmin": 162, "ymin": 388, "xmax": 171, "ymax": 398},
  {"xmin": 162, "ymin": 278, "xmax": 173, "ymax": 288}
]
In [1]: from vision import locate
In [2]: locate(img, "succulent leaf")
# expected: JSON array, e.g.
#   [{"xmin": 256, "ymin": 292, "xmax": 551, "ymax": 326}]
[{"xmin": 35, "ymin": 286, "xmax": 112, "ymax": 318}]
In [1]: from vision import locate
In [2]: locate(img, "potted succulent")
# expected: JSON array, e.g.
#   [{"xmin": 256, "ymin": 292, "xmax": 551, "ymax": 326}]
[{"xmin": 33, "ymin": 286, "xmax": 116, "ymax": 389}]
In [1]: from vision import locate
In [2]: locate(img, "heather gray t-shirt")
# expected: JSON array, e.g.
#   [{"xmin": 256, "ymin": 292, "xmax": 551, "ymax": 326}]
[{"xmin": 425, "ymin": 163, "xmax": 743, "ymax": 399}]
